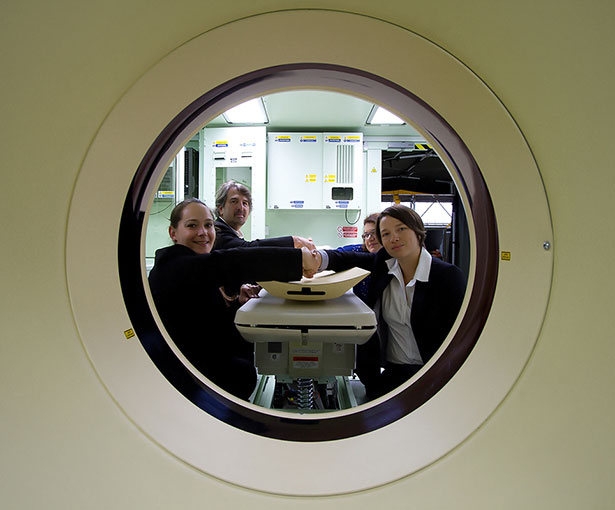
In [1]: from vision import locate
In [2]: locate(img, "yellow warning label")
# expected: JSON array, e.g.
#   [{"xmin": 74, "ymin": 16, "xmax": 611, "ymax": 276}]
[
  {"xmin": 371, "ymin": 167, "xmax": 377, "ymax": 173},
  {"xmin": 324, "ymin": 174, "xmax": 336, "ymax": 183},
  {"xmin": 124, "ymin": 328, "xmax": 136, "ymax": 340},
  {"xmin": 305, "ymin": 174, "xmax": 317, "ymax": 182},
  {"xmin": 275, "ymin": 136, "xmax": 291, "ymax": 142},
  {"xmin": 501, "ymin": 251, "xmax": 511, "ymax": 261}
]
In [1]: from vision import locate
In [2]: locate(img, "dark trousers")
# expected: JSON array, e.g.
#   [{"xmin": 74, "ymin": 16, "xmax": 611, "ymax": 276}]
[
  {"xmin": 363, "ymin": 362, "xmax": 422, "ymax": 400},
  {"xmin": 205, "ymin": 357, "xmax": 257, "ymax": 401}
]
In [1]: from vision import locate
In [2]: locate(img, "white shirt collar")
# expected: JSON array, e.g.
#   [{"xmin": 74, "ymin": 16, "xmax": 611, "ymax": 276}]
[
  {"xmin": 219, "ymin": 216, "xmax": 244, "ymax": 239},
  {"xmin": 386, "ymin": 247, "xmax": 432, "ymax": 286}
]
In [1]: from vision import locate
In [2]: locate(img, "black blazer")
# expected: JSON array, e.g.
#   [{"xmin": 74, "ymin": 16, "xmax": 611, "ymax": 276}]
[
  {"xmin": 148, "ymin": 244, "xmax": 302, "ymax": 376},
  {"xmin": 214, "ymin": 218, "xmax": 294, "ymax": 250},
  {"xmin": 325, "ymin": 248, "xmax": 466, "ymax": 372}
]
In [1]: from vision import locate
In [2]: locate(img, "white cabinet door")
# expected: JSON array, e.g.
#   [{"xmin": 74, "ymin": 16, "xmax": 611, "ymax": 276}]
[
  {"xmin": 267, "ymin": 133, "xmax": 323, "ymax": 209},
  {"xmin": 322, "ymin": 133, "xmax": 364, "ymax": 209}
]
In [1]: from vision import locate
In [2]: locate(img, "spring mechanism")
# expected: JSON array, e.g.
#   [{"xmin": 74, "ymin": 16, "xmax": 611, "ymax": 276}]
[{"xmin": 296, "ymin": 378, "xmax": 315, "ymax": 410}]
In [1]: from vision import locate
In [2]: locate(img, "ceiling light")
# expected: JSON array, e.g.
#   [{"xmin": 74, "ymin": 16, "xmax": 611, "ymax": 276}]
[
  {"xmin": 223, "ymin": 97, "xmax": 269, "ymax": 124},
  {"xmin": 366, "ymin": 105, "xmax": 405, "ymax": 125}
]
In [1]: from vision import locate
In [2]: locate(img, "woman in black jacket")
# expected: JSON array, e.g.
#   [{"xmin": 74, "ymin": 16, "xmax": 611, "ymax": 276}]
[
  {"xmin": 317, "ymin": 205, "xmax": 466, "ymax": 399},
  {"xmin": 148, "ymin": 198, "xmax": 317, "ymax": 400}
]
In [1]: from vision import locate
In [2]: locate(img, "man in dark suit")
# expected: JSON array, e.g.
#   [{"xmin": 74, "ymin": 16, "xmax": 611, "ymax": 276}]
[{"xmin": 213, "ymin": 180, "xmax": 315, "ymax": 250}]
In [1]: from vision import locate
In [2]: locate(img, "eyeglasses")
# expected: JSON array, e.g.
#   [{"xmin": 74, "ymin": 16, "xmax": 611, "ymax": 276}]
[{"xmin": 362, "ymin": 231, "xmax": 377, "ymax": 240}]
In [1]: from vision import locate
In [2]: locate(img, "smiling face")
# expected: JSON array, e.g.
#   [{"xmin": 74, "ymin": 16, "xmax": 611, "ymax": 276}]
[
  {"xmin": 169, "ymin": 202, "xmax": 216, "ymax": 255},
  {"xmin": 378, "ymin": 215, "xmax": 421, "ymax": 262},
  {"xmin": 218, "ymin": 189, "xmax": 251, "ymax": 231}
]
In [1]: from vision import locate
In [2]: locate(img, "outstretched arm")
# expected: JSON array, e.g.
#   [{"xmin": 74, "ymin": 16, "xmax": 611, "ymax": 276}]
[
  {"xmin": 322, "ymin": 249, "xmax": 376, "ymax": 273},
  {"xmin": 293, "ymin": 235, "xmax": 316, "ymax": 251}
]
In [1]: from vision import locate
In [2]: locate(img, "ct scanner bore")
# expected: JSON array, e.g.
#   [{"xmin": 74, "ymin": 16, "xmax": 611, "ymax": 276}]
[
  {"xmin": 118, "ymin": 63, "xmax": 497, "ymax": 441},
  {"xmin": 66, "ymin": 10, "xmax": 552, "ymax": 495}
]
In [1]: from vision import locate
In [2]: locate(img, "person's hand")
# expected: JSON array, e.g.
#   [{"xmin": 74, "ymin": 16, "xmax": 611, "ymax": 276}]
[
  {"xmin": 293, "ymin": 236, "xmax": 316, "ymax": 251},
  {"xmin": 301, "ymin": 247, "xmax": 321, "ymax": 278},
  {"xmin": 239, "ymin": 284, "xmax": 261, "ymax": 305}
]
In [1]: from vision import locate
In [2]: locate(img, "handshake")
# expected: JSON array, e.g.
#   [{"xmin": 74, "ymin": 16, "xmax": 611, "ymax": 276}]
[{"xmin": 301, "ymin": 247, "xmax": 322, "ymax": 278}]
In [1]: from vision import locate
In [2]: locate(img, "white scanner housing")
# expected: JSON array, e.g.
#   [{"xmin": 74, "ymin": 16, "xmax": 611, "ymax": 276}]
[{"xmin": 235, "ymin": 290, "xmax": 376, "ymax": 380}]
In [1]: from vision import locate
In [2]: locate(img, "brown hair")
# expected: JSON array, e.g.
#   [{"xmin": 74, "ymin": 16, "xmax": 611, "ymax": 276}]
[
  {"xmin": 215, "ymin": 180, "xmax": 252, "ymax": 217},
  {"xmin": 169, "ymin": 198, "xmax": 213, "ymax": 228},
  {"xmin": 364, "ymin": 212, "xmax": 379, "ymax": 226},
  {"xmin": 376, "ymin": 205, "xmax": 427, "ymax": 246}
]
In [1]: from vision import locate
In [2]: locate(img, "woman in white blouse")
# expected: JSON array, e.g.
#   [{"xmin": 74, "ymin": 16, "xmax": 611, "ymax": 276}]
[{"xmin": 318, "ymin": 205, "xmax": 466, "ymax": 399}]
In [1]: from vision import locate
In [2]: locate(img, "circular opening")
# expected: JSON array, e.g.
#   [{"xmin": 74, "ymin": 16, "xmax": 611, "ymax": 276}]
[{"xmin": 118, "ymin": 63, "xmax": 498, "ymax": 441}]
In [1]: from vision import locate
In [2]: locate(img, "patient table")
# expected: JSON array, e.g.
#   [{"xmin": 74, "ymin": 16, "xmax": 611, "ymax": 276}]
[{"xmin": 235, "ymin": 290, "xmax": 376, "ymax": 410}]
